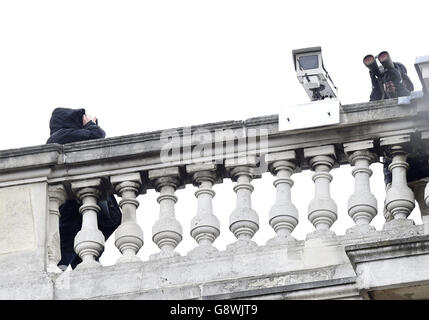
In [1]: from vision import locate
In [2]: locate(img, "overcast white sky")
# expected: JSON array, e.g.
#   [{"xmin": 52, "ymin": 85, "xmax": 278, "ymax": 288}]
[{"xmin": 0, "ymin": 1, "xmax": 428, "ymax": 265}]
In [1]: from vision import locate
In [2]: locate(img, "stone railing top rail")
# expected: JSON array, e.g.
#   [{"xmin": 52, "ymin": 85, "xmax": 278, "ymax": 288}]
[{"xmin": 0, "ymin": 96, "xmax": 428, "ymax": 184}]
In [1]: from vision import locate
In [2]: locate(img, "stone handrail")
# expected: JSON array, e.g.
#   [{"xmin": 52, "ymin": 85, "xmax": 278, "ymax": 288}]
[{"xmin": 1, "ymin": 94, "xmax": 429, "ymax": 299}]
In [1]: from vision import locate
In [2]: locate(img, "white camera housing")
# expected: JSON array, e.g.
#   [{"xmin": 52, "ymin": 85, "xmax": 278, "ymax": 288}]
[
  {"xmin": 415, "ymin": 56, "xmax": 429, "ymax": 93},
  {"xmin": 292, "ymin": 47, "xmax": 337, "ymax": 101}
]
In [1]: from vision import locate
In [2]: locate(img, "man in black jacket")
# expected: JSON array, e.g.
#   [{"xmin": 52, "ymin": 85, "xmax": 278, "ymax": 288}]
[
  {"xmin": 47, "ymin": 107, "xmax": 122, "ymax": 270},
  {"xmin": 47, "ymin": 107, "xmax": 106, "ymax": 144},
  {"xmin": 364, "ymin": 53, "xmax": 429, "ymax": 221},
  {"xmin": 365, "ymin": 52, "xmax": 414, "ymax": 101}
]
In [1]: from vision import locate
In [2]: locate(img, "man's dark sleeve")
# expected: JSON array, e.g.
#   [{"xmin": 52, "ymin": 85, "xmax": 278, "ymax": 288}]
[
  {"xmin": 78, "ymin": 121, "xmax": 106, "ymax": 139},
  {"xmin": 63, "ymin": 121, "xmax": 106, "ymax": 142},
  {"xmin": 369, "ymin": 71, "xmax": 384, "ymax": 101}
]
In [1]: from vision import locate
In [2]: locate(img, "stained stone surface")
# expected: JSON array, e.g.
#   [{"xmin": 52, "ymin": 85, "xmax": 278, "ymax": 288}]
[{"xmin": 0, "ymin": 185, "xmax": 36, "ymax": 255}]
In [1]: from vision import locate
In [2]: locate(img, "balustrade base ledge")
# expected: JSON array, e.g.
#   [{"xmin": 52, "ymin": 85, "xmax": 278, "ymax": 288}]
[
  {"xmin": 187, "ymin": 244, "xmax": 220, "ymax": 260},
  {"xmin": 75, "ymin": 260, "xmax": 103, "ymax": 270},
  {"xmin": 48, "ymin": 242, "xmax": 357, "ymax": 300},
  {"xmin": 226, "ymin": 239, "xmax": 259, "ymax": 253},
  {"xmin": 266, "ymin": 235, "xmax": 298, "ymax": 247},
  {"xmin": 345, "ymin": 224, "xmax": 377, "ymax": 236},
  {"xmin": 116, "ymin": 255, "xmax": 142, "ymax": 264},
  {"xmin": 149, "ymin": 250, "xmax": 181, "ymax": 261},
  {"xmin": 305, "ymin": 229, "xmax": 337, "ymax": 241},
  {"xmin": 382, "ymin": 218, "xmax": 416, "ymax": 231},
  {"xmin": 1, "ymin": 224, "xmax": 428, "ymax": 299}
]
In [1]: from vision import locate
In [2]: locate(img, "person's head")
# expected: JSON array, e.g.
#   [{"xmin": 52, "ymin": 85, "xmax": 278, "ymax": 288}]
[
  {"xmin": 49, "ymin": 107, "xmax": 98, "ymax": 134},
  {"xmin": 49, "ymin": 108, "xmax": 86, "ymax": 134}
]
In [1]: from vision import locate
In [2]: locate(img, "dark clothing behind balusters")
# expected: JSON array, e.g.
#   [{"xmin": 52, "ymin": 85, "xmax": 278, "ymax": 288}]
[
  {"xmin": 383, "ymin": 152, "xmax": 429, "ymax": 185},
  {"xmin": 47, "ymin": 107, "xmax": 121, "ymax": 269}
]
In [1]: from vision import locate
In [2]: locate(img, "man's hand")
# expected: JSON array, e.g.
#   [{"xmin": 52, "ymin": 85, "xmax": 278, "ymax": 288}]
[
  {"xmin": 82, "ymin": 115, "xmax": 98, "ymax": 126},
  {"xmin": 88, "ymin": 115, "xmax": 97, "ymax": 124}
]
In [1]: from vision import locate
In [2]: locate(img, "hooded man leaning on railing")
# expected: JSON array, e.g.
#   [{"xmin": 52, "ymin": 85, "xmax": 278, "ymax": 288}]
[
  {"xmin": 47, "ymin": 107, "xmax": 122, "ymax": 270},
  {"xmin": 363, "ymin": 51, "xmax": 429, "ymax": 220}
]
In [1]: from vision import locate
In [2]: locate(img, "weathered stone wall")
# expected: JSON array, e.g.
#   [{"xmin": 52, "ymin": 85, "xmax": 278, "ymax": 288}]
[{"xmin": 0, "ymin": 96, "xmax": 428, "ymax": 299}]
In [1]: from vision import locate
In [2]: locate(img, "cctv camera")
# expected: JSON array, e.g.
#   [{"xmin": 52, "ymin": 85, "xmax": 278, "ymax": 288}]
[
  {"xmin": 415, "ymin": 55, "xmax": 429, "ymax": 93},
  {"xmin": 292, "ymin": 47, "xmax": 337, "ymax": 101}
]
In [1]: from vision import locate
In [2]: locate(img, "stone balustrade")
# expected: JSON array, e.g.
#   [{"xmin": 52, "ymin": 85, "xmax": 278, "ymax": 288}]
[{"xmin": 1, "ymin": 94, "xmax": 429, "ymax": 299}]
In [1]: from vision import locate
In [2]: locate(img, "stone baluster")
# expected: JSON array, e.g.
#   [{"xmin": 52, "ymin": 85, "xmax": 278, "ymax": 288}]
[
  {"xmin": 186, "ymin": 163, "xmax": 221, "ymax": 258},
  {"xmin": 426, "ymin": 182, "xmax": 429, "ymax": 207},
  {"xmin": 265, "ymin": 151, "xmax": 299, "ymax": 245},
  {"xmin": 381, "ymin": 135, "xmax": 415, "ymax": 229},
  {"xmin": 343, "ymin": 140, "xmax": 378, "ymax": 234},
  {"xmin": 149, "ymin": 167, "xmax": 183, "ymax": 260},
  {"xmin": 110, "ymin": 173, "xmax": 144, "ymax": 263},
  {"xmin": 47, "ymin": 184, "xmax": 67, "ymax": 273},
  {"xmin": 304, "ymin": 145, "xmax": 338, "ymax": 239},
  {"xmin": 383, "ymin": 184, "xmax": 392, "ymax": 222},
  {"xmin": 421, "ymin": 131, "xmax": 429, "ymax": 221},
  {"xmin": 71, "ymin": 178, "xmax": 105, "ymax": 269},
  {"xmin": 225, "ymin": 156, "xmax": 259, "ymax": 250}
]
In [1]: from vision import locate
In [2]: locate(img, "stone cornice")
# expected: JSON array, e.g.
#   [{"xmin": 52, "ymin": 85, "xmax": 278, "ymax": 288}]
[
  {"xmin": 0, "ymin": 144, "xmax": 63, "ymax": 172},
  {"xmin": 345, "ymin": 235, "xmax": 429, "ymax": 267},
  {"xmin": 0, "ymin": 96, "xmax": 427, "ymax": 183}
]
